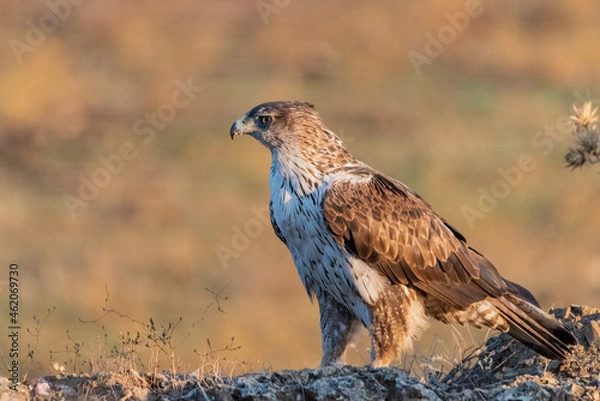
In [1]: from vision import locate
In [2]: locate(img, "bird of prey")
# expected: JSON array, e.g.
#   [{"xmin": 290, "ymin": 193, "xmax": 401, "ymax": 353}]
[{"xmin": 230, "ymin": 101, "xmax": 577, "ymax": 367}]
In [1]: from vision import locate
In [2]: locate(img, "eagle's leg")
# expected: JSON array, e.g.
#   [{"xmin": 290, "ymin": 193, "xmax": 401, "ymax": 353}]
[
  {"xmin": 318, "ymin": 294, "xmax": 360, "ymax": 368},
  {"xmin": 370, "ymin": 286, "xmax": 428, "ymax": 368}
]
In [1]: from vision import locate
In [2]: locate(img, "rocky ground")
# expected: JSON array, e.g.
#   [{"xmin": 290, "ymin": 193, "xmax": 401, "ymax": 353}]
[{"xmin": 3, "ymin": 305, "xmax": 599, "ymax": 401}]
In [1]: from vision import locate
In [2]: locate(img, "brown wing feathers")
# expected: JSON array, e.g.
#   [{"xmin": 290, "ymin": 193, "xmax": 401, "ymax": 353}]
[
  {"xmin": 323, "ymin": 170, "xmax": 500, "ymax": 304},
  {"xmin": 322, "ymin": 169, "xmax": 577, "ymax": 359}
]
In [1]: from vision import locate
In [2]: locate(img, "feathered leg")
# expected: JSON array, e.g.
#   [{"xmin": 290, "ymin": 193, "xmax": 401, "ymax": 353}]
[
  {"xmin": 370, "ymin": 286, "xmax": 428, "ymax": 367},
  {"xmin": 318, "ymin": 295, "xmax": 361, "ymax": 367}
]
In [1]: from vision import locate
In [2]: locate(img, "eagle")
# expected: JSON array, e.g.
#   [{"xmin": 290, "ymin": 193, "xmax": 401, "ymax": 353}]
[{"xmin": 230, "ymin": 101, "xmax": 577, "ymax": 367}]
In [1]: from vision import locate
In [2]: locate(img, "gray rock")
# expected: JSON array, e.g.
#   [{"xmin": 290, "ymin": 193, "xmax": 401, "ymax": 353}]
[{"xmin": 11, "ymin": 305, "xmax": 600, "ymax": 401}]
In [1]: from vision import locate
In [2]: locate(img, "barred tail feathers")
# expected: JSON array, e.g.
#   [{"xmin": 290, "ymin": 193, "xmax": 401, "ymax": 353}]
[{"xmin": 491, "ymin": 294, "xmax": 577, "ymax": 360}]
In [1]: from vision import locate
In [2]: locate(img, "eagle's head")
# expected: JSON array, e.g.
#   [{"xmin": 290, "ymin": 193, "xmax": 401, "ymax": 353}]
[
  {"xmin": 230, "ymin": 101, "xmax": 327, "ymax": 149},
  {"xmin": 231, "ymin": 101, "xmax": 358, "ymax": 191}
]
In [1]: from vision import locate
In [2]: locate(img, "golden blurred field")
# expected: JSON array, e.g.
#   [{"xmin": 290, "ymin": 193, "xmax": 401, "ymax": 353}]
[{"xmin": 1, "ymin": 0, "xmax": 599, "ymax": 379}]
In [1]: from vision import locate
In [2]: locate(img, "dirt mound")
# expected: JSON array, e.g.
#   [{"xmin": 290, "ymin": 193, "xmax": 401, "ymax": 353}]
[
  {"xmin": 440, "ymin": 305, "xmax": 600, "ymax": 400},
  {"xmin": 4, "ymin": 305, "xmax": 599, "ymax": 401}
]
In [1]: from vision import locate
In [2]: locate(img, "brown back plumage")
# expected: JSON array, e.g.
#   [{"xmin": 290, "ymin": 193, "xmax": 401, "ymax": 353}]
[{"xmin": 322, "ymin": 167, "xmax": 577, "ymax": 360}]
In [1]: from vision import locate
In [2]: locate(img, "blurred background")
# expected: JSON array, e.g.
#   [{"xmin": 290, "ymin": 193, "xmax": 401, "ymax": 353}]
[{"xmin": 1, "ymin": 0, "xmax": 599, "ymax": 379}]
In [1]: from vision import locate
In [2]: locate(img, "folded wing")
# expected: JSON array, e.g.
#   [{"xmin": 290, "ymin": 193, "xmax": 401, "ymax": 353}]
[{"xmin": 322, "ymin": 167, "xmax": 576, "ymax": 359}]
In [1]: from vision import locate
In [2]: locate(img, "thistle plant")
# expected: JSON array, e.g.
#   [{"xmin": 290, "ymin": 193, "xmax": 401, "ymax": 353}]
[{"xmin": 565, "ymin": 102, "xmax": 600, "ymax": 170}]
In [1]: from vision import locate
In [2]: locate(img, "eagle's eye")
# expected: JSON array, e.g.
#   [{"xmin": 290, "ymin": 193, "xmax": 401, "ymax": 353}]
[{"xmin": 259, "ymin": 116, "xmax": 272, "ymax": 125}]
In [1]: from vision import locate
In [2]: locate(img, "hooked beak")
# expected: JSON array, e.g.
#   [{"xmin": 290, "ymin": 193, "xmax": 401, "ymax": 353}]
[{"xmin": 229, "ymin": 116, "xmax": 247, "ymax": 140}]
